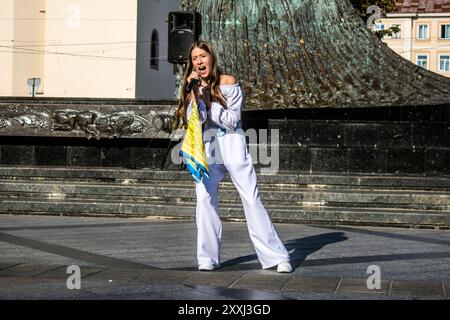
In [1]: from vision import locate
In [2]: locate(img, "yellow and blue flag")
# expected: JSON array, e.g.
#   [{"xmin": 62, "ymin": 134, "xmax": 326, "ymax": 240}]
[{"xmin": 180, "ymin": 99, "xmax": 209, "ymax": 183}]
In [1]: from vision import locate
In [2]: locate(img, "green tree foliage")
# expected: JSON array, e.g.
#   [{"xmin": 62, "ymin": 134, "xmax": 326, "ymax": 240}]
[
  {"xmin": 350, "ymin": 0, "xmax": 397, "ymax": 17},
  {"xmin": 350, "ymin": 0, "xmax": 400, "ymax": 39}
]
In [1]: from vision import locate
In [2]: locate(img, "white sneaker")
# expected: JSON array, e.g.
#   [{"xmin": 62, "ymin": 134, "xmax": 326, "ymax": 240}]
[
  {"xmin": 198, "ymin": 263, "xmax": 220, "ymax": 271},
  {"xmin": 277, "ymin": 261, "xmax": 292, "ymax": 273}
]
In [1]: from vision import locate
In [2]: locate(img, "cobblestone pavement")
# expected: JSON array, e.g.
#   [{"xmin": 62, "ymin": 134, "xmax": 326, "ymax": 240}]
[{"xmin": 0, "ymin": 215, "xmax": 449, "ymax": 300}]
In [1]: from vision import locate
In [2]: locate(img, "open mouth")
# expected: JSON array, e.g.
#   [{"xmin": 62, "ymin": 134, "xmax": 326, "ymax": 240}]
[{"xmin": 198, "ymin": 66, "xmax": 207, "ymax": 72}]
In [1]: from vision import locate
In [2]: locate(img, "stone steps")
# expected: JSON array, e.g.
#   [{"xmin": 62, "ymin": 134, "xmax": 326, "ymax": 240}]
[
  {"xmin": 0, "ymin": 166, "xmax": 449, "ymax": 228},
  {"xmin": 0, "ymin": 166, "xmax": 449, "ymax": 190},
  {"xmin": 1, "ymin": 198, "xmax": 448, "ymax": 228},
  {"xmin": 0, "ymin": 180, "xmax": 448, "ymax": 210}
]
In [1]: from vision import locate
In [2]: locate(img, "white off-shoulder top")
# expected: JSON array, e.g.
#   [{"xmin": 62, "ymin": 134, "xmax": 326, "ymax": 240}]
[{"xmin": 187, "ymin": 83, "xmax": 243, "ymax": 131}]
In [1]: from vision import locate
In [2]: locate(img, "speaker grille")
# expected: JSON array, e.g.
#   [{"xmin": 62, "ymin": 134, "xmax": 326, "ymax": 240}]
[
  {"xmin": 168, "ymin": 11, "xmax": 201, "ymax": 64},
  {"xmin": 168, "ymin": 29, "xmax": 195, "ymax": 64}
]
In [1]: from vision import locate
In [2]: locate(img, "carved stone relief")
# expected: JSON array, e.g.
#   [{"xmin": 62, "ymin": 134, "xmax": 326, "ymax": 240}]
[{"xmin": 0, "ymin": 104, "xmax": 174, "ymax": 139}]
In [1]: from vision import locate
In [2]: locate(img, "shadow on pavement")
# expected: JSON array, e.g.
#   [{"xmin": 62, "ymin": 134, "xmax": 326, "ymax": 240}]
[{"xmin": 218, "ymin": 232, "xmax": 348, "ymax": 271}]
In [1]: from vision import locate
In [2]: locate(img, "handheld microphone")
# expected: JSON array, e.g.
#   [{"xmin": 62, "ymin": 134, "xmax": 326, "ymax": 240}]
[{"xmin": 186, "ymin": 78, "xmax": 199, "ymax": 94}]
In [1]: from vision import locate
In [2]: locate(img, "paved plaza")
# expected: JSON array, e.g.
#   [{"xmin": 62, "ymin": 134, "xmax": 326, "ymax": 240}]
[{"xmin": 0, "ymin": 214, "xmax": 449, "ymax": 300}]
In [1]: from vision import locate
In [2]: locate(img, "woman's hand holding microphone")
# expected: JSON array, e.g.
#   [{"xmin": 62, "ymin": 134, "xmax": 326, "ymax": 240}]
[{"xmin": 187, "ymin": 70, "xmax": 212, "ymax": 110}]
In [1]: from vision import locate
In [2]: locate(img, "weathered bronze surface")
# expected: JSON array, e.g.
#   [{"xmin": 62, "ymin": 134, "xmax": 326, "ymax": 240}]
[{"xmin": 181, "ymin": 0, "xmax": 450, "ymax": 110}]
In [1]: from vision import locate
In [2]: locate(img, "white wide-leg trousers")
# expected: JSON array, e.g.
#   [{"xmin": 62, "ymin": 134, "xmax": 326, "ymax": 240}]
[{"xmin": 195, "ymin": 131, "xmax": 290, "ymax": 269}]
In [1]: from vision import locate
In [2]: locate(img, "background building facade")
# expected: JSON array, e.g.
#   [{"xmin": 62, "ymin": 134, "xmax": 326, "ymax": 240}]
[
  {"xmin": 0, "ymin": 0, "xmax": 46, "ymax": 96},
  {"xmin": 380, "ymin": 0, "xmax": 450, "ymax": 77},
  {"xmin": 135, "ymin": 0, "xmax": 180, "ymax": 100},
  {"xmin": 0, "ymin": 0, "xmax": 180, "ymax": 99}
]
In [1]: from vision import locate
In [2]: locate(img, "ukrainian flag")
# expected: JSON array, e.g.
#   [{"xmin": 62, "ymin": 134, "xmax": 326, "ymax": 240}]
[{"xmin": 180, "ymin": 99, "xmax": 209, "ymax": 183}]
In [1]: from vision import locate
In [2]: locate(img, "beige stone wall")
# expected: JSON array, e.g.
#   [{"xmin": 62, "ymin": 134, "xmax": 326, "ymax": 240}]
[
  {"xmin": 0, "ymin": 0, "xmax": 15, "ymax": 96},
  {"xmin": 42, "ymin": 0, "xmax": 138, "ymax": 98},
  {"xmin": 12, "ymin": 0, "xmax": 46, "ymax": 96},
  {"xmin": 1, "ymin": 0, "xmax": 138, "ymax": 98}
]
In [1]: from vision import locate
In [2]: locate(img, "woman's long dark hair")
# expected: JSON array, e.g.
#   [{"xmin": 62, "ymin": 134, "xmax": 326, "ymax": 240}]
[{"xmin": 173, "ymin": 41, "xmax": 226, "ymax": 129}]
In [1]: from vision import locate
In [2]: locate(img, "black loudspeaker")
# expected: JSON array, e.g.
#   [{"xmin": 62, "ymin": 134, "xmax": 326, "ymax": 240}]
[{"xmin": 168, "ymin": 11, "xmax": 201, "ymax": 64}]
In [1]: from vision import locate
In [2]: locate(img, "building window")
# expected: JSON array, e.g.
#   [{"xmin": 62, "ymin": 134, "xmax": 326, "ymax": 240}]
[
  {"xmin": 417, "ymin": 54, "xmax": 428, "ymax": 69},
  {"xmin": 441, "ymin": 25, "xmax": 450, "ymax": 39},
  {"xmin": 375, "ymin": 23, "xmax": 384, "ymax": 31},
  {"xmin": 439, "ymin": 55, "xmax": 450, "ymax": 72},
  {"xmin": 391, "ymin": 24, "xmax": 401, "ymax": 39},
  {"xmin": 150, "ymin": 29, "xmax": 159, "ymax": 70},
  {"xmin": 418, "ymin": 24, "xmax": 429, "ymax": 39}
]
